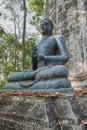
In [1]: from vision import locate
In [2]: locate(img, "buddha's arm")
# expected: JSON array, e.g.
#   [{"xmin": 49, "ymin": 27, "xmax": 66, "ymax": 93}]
[{"xmin": 45, "ymin": 35, "xmax": 69, "ymax": 64}]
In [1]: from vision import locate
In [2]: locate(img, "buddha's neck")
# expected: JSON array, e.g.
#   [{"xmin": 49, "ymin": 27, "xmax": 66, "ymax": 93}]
[{"xmin": 41, "ymin": 33, "xmax": 53, "ymax": 40}]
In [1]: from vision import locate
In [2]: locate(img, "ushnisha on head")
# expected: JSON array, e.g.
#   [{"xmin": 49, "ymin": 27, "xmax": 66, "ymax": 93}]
[{"xmin": 40, "ymin": 18, "xmax": 54, "ymax": 35}]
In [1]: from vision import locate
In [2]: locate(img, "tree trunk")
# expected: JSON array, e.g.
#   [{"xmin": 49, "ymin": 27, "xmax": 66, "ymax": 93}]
[
  {"xmin": 22, "ymin": 0, "xmax": 27, "ymax": 70},
  {"xmin": 14, "ymin": 15, "xmax": 18, "ymax": 71}
]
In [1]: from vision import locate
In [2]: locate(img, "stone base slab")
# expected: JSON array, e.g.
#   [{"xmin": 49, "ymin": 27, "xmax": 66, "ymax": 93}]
[{"xmin": 0, "ymin": 93, "xmax": 87, "ymax": 130}]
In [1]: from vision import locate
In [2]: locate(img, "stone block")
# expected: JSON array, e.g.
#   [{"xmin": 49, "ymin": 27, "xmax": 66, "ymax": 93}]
[
  {"xmin": 61, "ymin": 124, "xmax": 86, "ymax": 130},
  {"xmin": 0, "ymin": 94, "xmax": 87, "ymax": 130},
  {"xmin": 54, "ymin": 96, "xmax": 82, "ymax": 124},
  {"xmin": 75, "ymin": 96, "xmax": 87, "ymax": 117}
]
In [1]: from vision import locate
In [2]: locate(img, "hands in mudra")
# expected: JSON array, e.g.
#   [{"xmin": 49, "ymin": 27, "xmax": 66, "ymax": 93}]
[{"xmin": 37, "ymin": 52, "xmax": 46, "ymax": 60}]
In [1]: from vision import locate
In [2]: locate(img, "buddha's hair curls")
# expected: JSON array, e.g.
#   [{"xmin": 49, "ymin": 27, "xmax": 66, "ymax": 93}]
[{"xmin": 40, "ymin": 18, "xmax": 54, "ymax": 30}]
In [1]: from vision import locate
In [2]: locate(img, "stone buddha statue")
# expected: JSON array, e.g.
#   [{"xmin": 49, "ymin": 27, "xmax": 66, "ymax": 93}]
[{"xmin": 5, "ymin": 18, "xmax": 73, "ymax": 93}]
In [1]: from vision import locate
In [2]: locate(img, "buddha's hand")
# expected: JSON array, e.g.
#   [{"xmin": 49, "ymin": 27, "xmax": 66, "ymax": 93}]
[{"xmin": 38, "ymin": 52, "xmax": 46, "ymax": 60}]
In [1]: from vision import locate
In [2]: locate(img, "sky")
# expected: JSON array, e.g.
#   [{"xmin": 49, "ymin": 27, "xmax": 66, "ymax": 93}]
[{"xmin": 0, "ymin": 0, "xmax": 37, "ymax": 36}]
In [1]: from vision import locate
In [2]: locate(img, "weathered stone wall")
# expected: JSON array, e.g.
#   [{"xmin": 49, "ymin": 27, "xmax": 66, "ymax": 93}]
[
  {"xmin": 45, "ymin": 0, "xmax": 87, "ymax": 89},
  {"xmin": 45, "ymin": 0, "xmax": 87, "ymax": 73},
  {"xmin": 0, "ymin": 95, "xmax": 87, "ymax": 130}
]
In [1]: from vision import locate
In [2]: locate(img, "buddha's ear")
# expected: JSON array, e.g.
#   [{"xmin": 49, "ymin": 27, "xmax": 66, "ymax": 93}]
[{"xmin": 47, "ymin": 24, "xmax": 53, "ymax": 33}]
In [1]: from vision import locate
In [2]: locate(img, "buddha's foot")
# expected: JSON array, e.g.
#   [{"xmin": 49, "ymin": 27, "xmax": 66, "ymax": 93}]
[
  {"xmin": 19, "ymin": 80, "xmax": 39, "ymax": 88},
  {"xmin": 31, "ymin": 78, "xmax": 71, "ymax": 89}
]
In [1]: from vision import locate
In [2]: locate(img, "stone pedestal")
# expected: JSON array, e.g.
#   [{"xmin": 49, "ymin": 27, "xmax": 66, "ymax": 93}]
[{"xmin": 0, "ymin": 93, "xmax": 87, "ymax": 130}]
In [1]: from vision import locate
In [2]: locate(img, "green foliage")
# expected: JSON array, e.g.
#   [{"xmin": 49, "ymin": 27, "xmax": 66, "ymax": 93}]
[
  {"xmin": 0, "ymin": 80, "xmax": 6, "ymax": 89},
  {"xmin": 0, "ymin": 34, "xmax": 16, "ymax": 88},
  {"xmin": 28, "ymin": 0, "xmax": 44, "ymax": 26},
  {"xmin": 0, "ymin": 34, "xmax": 15, "ymax": 62},
  {"xmin": 4, "ymin": 34, "xmax": 16, "ymax": 45},
  {"xmin": 25, "ymin": 33, "xmax": 39, "ymax": 69},
  {"xmin": 29, "ymin": 0, "xmax": 44, "ymax": 13},
  {"xmin": 0, "ymin": 0, "xmax": 41, "ymax": 87},
  {"xmin": 0, "ymin": 27, "xmax": 5, "ymax": 36},
  {"xmin": 0, "ymin": 32, "xmax": 39, "ymax": 87}
]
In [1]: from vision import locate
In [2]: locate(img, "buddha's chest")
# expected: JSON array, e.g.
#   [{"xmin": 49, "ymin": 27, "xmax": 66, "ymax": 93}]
[{"xmin": 36, "ymin": 38, "xmax": 57, "ymax": 55}]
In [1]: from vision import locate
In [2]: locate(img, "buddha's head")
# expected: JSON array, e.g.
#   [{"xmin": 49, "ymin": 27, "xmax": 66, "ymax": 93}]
[{"xmin": 40, "ymin": 18, "xmax": 54, "ymax": 35}]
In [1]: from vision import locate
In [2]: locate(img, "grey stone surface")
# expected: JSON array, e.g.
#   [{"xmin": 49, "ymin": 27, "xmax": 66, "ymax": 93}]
[
  {"xmin": 75, "ymin": 96, "xmax": 87, "ymax": 117},
  {"xmin": 0, "ymin": 95, "xmax": 87, "ymax": 130},
  {"xmin": 5, "ymin": 19, "xmax": 73, "ymax": 93},
  {"xmin": 5, "ymin": 82, "xmax": 74, "ymax": 94},
  {"xmin": 45, "ymin": 0, "xmax": 87, "ymax": 90},
  {"xmin": 45, "ymin": 0, "xmax": 87, "ymax": 73},
  {"xmin": 61, "ymin": 124, "xmax": 86, "ymax": 130},
  {"xmin": 54, "ymin": 96, "xmax": 82, "ymax": 124}
]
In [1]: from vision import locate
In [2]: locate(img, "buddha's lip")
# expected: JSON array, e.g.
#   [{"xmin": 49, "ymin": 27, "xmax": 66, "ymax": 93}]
[
  {"xmin": 40, "ymin": 28, "xmax": 45, "ymax": 31},
  {"xmin": 39, "ymin": 29, "xmax": 46, "ymax": 34}
]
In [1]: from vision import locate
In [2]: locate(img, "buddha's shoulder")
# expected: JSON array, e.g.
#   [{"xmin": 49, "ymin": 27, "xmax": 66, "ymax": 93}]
[{"xmin": 52, "ymin": 34, "xmax": 65, "ymax": 39}]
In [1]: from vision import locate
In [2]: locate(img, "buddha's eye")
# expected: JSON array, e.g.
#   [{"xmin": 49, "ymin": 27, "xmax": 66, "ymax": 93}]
[
  {"xmin": 40, "ymin": 21, "xmax": 49, "ymax": 28},
  {"xmin": 44, "ymin": 22, "xmax": 47, "ymax": 25},
  {"xmin": 42, "ymin": 22, "xmax": 48, "ymax": 26}
]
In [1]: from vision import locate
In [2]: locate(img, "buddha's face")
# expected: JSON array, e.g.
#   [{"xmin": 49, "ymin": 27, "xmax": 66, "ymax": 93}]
[{"xmin": 40, "ymin": 19, "xmax": 53, "ymax": 35}]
